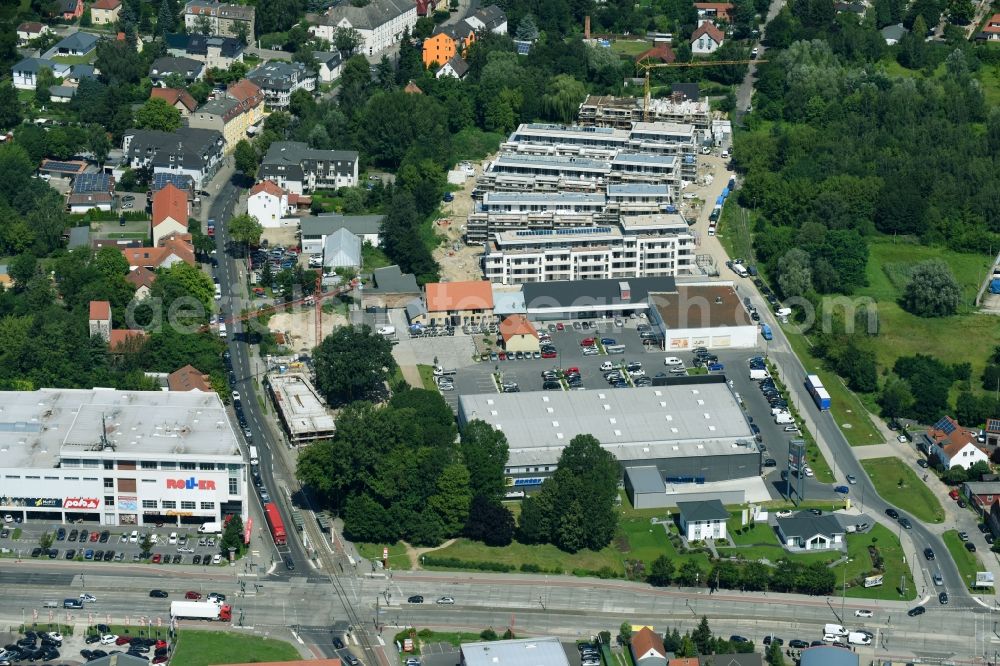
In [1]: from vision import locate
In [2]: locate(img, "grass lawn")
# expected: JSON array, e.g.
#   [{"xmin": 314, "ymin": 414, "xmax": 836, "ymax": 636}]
[
  {"xmin": 861, "ymin": 457, "xmax": 944, "ymax": 523},
  {"xmin": 356, "ymin": 541, "xmax": 412, "ymax": 570},
  {"xmin": 51, "ymin": 54, "xmax": 95, "ymax": 65},
  {"xmin": 942, "ymin": 529, "xmax": 987, "ymax": 591},
  {"xmin": 781, "ymin": 326, "xmax": 884, "ymax": 446},
  {"xmin": 717, "ymin": 200, "xmax": 755, "ymax": 263},
  {"xmin": 450, "ymin": 127, "xmax": 504, "ymax": 162},
  {"xmin": 171, "ymin": 631, "xmax": 301, "ymax": 666},
  {"xmin": 417, "ymin": 364, "xmax": 438, "ymax": 391},
  {"xmin": 395, "ymin": 628, "xmax": 486, "ymax": 653},
  {"xmin": 610, "ymin": 39, "xmax": 652, "ymax": 57},
  {"xmin": 835, "ymin": 524, "xmax": 916, "ymax": 601},
  {"xmin": 362, "ymin": 242, "xmax": 392, "ymax": 272}
]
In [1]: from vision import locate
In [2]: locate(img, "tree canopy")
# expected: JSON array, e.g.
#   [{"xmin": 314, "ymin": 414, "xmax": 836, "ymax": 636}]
[{"xmin": 312, "ymin": 325, "xmax": 397, "ymax": 405}]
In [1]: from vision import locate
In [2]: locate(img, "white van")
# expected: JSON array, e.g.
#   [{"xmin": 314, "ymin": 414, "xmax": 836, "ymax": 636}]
[
  {"xmin": 214, "ymin": 284, "xmax": 222, "ymax": 300},
  {"xmin": 775, "ymin": 412, "xmax": 794, "ymax": 425},
  {"xmin": 218, "ymin": 323, "xmax": 227, "ymax": 338},
  {"xmin": 749, "ymin": 368, "xmax": 769, "ymax": 380},
  {"xmin": 377, "ymin": 326, "xmax": 396, "ymax": 336}
]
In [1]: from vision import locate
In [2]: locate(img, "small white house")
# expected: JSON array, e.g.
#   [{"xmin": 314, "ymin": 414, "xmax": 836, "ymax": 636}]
[
  {"xmin": 690, "ymin": 20, "xmax": 724, "ymax": 54},
  {"xmin": 676, "ymin": 499, "xmax": 728, "ymax": 541},
  {"xmin": 927, "ymin": 416, "xmax": 991, "ymax": 470},
  {"xmin": 12, "ymin": 58, "xmax": 70, "ymax": 90},
  {"xmin": 247, "ymin": 180, "xmax": 295, "ymax": 227},
  {"xmin": 776, "ymin": 513, "xmax": 845, "ymax": 551}
]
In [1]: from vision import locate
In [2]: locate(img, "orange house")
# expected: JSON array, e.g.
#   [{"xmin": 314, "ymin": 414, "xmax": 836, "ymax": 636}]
[{"xmin": 422, "ymin": 22, "xmax": 476, "ymax": 68}]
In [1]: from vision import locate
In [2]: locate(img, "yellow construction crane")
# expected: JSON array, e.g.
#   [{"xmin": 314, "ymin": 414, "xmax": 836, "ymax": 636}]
[{"xmin": 635, "ymin": 58, "xmax": 766, "ymax": 121}]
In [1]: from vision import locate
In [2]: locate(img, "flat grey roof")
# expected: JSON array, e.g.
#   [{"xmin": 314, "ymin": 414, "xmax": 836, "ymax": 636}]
[
  {"xmin": 461, "ymin": 637, "xmax": 569, "ymax": 666},
  {"xmin": 268, "ymin": 373, "xmax": 336, "ymax": 438},
  {"xmin": 608, "ymin": 184, "xmax": 670, "ymax": 195},
  {"xmin": 458, "ymin": 383, "xmax": 756, "ymax": 468},
  {"xmin": 0, "ymin": 388, "xmax": 241, "ymax": 469},
  {"xmin": 612, "ymin": 153, "xmax": 677, "ymax": 166},
  {"xmin": 484, "ymin": 191, "xmax": 606, "ymax": 204},
  {"xmin": 494, "ymin": 154, "xmax": 610, "ymax": 170}
]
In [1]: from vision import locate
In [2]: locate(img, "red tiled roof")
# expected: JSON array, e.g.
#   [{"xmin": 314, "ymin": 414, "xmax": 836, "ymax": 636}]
[
  {"xmin": 125, "ymin": 266, "xmax": 156, "ymax": 289},
  {"xmin": 92, "ymin": 0, "xmax": 121, "ymax": 10},
  {"xmin": 499, "ymin": 314, "xmax": 538, "ymax": 341},
  {"xmin": 227, "ymin": 78, "xmax": 263, "ymax": 105},
  {"xmin": 404, "ymin": 81, "xmax": 423, "ymax": 94},
  {"xmin": 691, "ymin": 21, "xmax": 725, "ymax": 43},
  {"xmin": 425, "ymin": 281, "xmax": 493, "ymax": 312},
  {"xmin": 929, "ymin": 416, "xmax": 986, "ymax": 459},
  {"xmin": 150, "ymin": 87, "xmax": 198, "ymax": 113},
  {"xmin": 250, "ymin": 180, "xmax": 285, "ymax": 197},
  {"xmin": 89, "ymin": 300, "xmax": 111, "ymax": 320},
  {"xmin": 636, "ymin": 43, "xmax": 676, "ymax": 63},
  {"xmin": 152, "ymin": 183, "xmax": 189, "ymax": 227},
  {"xmin": 167, "ymin": 364, "xmax": 212, "ymax": 392},
  {"xmin": 632, "ymin": 627, "xmax": 667, "ymax": 660},
  {"xmin": 18, "ymin": 21, "xmax": 46, "ymax": 33},
  {"xmin": 694, "ymin": 2, "xmax": 734, "ymax": 18},
  {"xmin": 109, "ymin": 329, "xmax": 146, "ymax": 350}
]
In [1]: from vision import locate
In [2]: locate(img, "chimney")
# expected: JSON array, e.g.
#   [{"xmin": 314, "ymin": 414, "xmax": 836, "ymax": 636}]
[{"xmin": 585, "ymin": 15, "xmax": 590, "ymax": 40}]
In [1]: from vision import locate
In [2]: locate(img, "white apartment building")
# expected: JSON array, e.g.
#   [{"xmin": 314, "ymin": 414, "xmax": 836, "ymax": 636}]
[
  {"xmin": 467, "ymin": 192, "xmax": 611, "ymax": 243},
  {"xmin": 308, "ymin": 0, "xmax": 417, "ymax": 57},
  {"xmin": 0, "ymin": 388, "xmax": 247, "ymax": 527},
  {"xmin": 482, "ymin": 215, "xmax": 695, "ymax": 284}
]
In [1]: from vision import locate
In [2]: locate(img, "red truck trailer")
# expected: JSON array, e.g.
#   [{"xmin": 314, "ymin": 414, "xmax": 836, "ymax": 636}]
[{"xmin": 263, "ymin": 502, "xmax": 287, "ymax": 546}]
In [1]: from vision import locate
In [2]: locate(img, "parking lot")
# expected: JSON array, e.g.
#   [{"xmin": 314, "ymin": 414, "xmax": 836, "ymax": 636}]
[{"xmin": 0, "ymin": 524, "xmax": 229, "ymax": 567}]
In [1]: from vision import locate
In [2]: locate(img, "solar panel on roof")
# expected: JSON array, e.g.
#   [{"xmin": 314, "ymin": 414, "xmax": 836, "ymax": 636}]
[
  {"xmin": 934, "ymin": 417, "xmax": 956, "ymax": 434},
  {"xmin": 515, "ymin": 41, "xmax": 531, "ymax": 55},
  {"xmin": 73, "ymin": 172, "xmax": 111, "ymax": 193},
  {"xmin": 43, "ymin": 160, "xmax": 85, "ymax": 173}
]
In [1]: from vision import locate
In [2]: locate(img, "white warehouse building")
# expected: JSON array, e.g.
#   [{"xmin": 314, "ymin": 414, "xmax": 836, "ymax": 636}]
[{"xmin": 0, "ymin": 388, "xmax": 248, "ymax": 527}]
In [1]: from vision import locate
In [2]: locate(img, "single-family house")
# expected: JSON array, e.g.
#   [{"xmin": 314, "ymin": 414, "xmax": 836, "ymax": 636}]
[
  {"xmin": 183, "ymin": 0, "xmax": 256, "ymax": 41},
  {"xmin": 963, "ymin": 481, "xmax": 1000, "ymax": 513},
  {"xmin": 926, "ymin": 416, "xmax": 990, "ymax": 470},
  {"xmin": 66, "ymin": 63, "xmax": 98, "ymax": 84},
  {"xmin": 670, "ymin": 660, "xmax": 699, "ymax": 666},
  {"xmin": 423, "ymin": 21, "xmax": 476, "ymax": 68},
  {"xmin": 168, "ymin": 364, "xmax": 212, "ymax": 392},
  {"xmin": 424, "ymin": 280, "xmax": 494, "ymax": 326},
  {"xmin": 436, "ymin": 54, "xmax": 469, "ymax": 79},
  {"xmin": 676, "ymin": 499, "xmax": 728, "ymax": 541},
  {"xmin": 17, "ymin": 22, "xmax": 51, "ymax": 45},
  {"xmin": 149, "ymin": 56, "xmax": 205, "ymax": 85},
  {"xmin": 49, "ymin": 31, "xmax": 99, "ymax": 57},
  {"xmin": 313, "ymin": 51, "xmax": 344, "ymax": 83},
  {"xmin": 300, "ymin": 213, "xmax": 384, "ymax": 253},
  {"xmin": 125, "ymin": 266, "xmax": 156, "ymax": 299},
  {"xmin": 57, "ymin": 0, "xmax": 84, "ymax": 20},
  {"xmin": 260, "ymin": 141, "xmax": 359, "ymax": 193},
  {"xmin": 630, "ymin": 627, "xmax": 667, "ymax": 666},
  {"xmin": 834, "ymin": 1, "xmax": 866, "ymax": 16},
  {"xmin": 635, "ymin": 43, "xmax": 676, "ymax": 64},
  {"xmin": 464, "ymin": 5, "xmax": 507, "ymax": 34},
  {"xmin": 987, "ymin": 417, "xmax": 1000, "ymax": 450},
  {"xmin": 121, "ymin": 234, "xmax": 195, "ymax": 270},
  {"xmin": 150, "ymin": 87, "xmax": 198, "ymax": 116},
  {"xmin": 247, "ymin": 180, "xmax": 298, "ymax": 227},
  {"xmin": 151, "ymin": 172, "xmax": 196, "ymax": 196},
  {"xmin": 188, "ymin": 78, "xmax": 264, "ymax": 150},
  {"xmin": 881, "ymin": 23, "xmax": 907, "ymax": 45},
  {"xmin": 12, "ymin": 58, "xmax": 70, "ymax": 90},
  {"xmin": 89, "ymin": 300, "xmax": 112, "ymax": 342},
  {"xmin": 91, "ymin": 0, "xmax": 122, "ymax": 24},
  {"xmin": 694, "ymin": 2, "xmax": 734, "ymax": 21},
  {"xmin": 121, "ymin": 127, "xmax": 224, "ymax": 189},
  {"xmin": 322, "ymin": 227, "xmax": 362, "ymax": 268},
  {"xmin": 690, "ymin": 21, "xmax": 724, "ymax": 54},
  {"xmin": 699, "ymin": 654, "xmax": 764, "ymax": 666},
  {"xmin": 980, "ymin": 13, "xmax": 1000, "ymax": 40},
  {"xmin": 498, "ymin": 314, "xmax": 539, "ymax": 354},
  {"xmin": 364, "ymin": 264, "xmax": 421, "ymax": 308},
  {"xmin": 67, "ymin": 192, "xmax": 113, "ymax": 212},
  {"xmin": 307, "ymin": 0, "xmax": 417, "ymax": 58},
  {"xmin": 152, "ymin": 183, "xmax": 190, "ymax": 246},
  {"xmin": 246, "ymin": 61, "xmax": 315, "ymax": 109},
  {"xmin": 775, "ymin": 513, "xmax": 845, "ymax": 551}
]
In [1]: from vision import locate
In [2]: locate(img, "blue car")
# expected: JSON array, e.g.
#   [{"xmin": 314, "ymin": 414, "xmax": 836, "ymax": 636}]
[
  {"xmin": 834, "ymin": 485, "xmax": 850, "ymax": 494},
  {"xmin": 601, "ymin": 338, "xmax": 616, "ymax": 345},
  {"xmin": 708, "ymin": 362, "xmax": 725, "ymax": 371}
]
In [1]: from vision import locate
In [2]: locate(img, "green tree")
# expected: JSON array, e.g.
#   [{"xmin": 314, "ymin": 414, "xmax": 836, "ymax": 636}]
[
  {"xmin": 157, "ymin": 0, "xmax": 175, "ymax": 35},
  {"xmin": 902, "ymin": 259, "xmax": 962, "ymax": 317},
  {"xmin": 93, "ymin": 246, "xmax": 129, "ymax": 280},
  {"xmin": 149, "ymin": 262, "xmax": 215, "ymax": 321},
  {"xmin": 777, "ymin": 248, "xmax": 812, "ymax": 298},
  {"xmin": 134, "ymin": 97, "xmax": 182, "ymax": 132},
  {"xmin": 541, "ymin": 74, "xmax": 586, "ymax": 123},
  {"xmin": 428, "ymin": 462, "xmax": 472, "ymax": 535},
  {"xmin": 460, "ymin": 420, "xmax": 509, "ymax": 502},
  {"xmin": 343, "ymin": 492, "xmax": 394, "ymax": 543},
  {"xmin": 8, "ymin": 253, "xmax": 38, "ymax": 289},
  {"xmin": 618, "ymin": 622, "xmax": 633, "ymax": 646},
  {"xmin": 878, "ymin": 375, "xmax": 915, "ymax": 420},
  {"xmin": 691, "ymin": 617, "xmax": 713, "ymax": 654},
  {"xmin": 195, "ymin": 13, "xmax": 212, "ymax": 34},
  {"xmin": 0, "ymin": 82, "xmax": 23, "ymax": 130},
  {"xmin": 34, "ymin": 66, "xmax": 57, "ymax": 105},
  {"xmin": 647, "ymin": 554, "xmax": 674, "ymax": 587},
  {"xmin": 312, "ymin": 324, "xmax": 397, "ymax": 405},
  {"xmin": 767, "ymin": 641, "xmax": 785, "ymax": 666},
  {"xmin": 334, "ymin": 26, "xmax": 364, "ymax": 57},
  {"xmin": 515, "ymin": 13, "xmax": 539, "ymax": 41},
  {"xmin": 219, "ymin": 514, "xmax": 244, "ymax": 556},
  {"xmin": 464, "ymin": 495, "xmax": 514, "ymax": 546},
  {"xmin": 228, "ymin": 213, "xmax": 263, "ymax": 248},
  {"xmin": 675, "ymin": 560, "xmax": 703, "ymax": 587},
  {"xmin": 233, "ymin": 139, "xmax": 259, "ymax": 179}
]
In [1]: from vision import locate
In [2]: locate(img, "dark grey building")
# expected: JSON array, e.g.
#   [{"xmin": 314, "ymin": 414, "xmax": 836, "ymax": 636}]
[
  {"xmin": 121, "ymin": 127, "xmax": 224, "ymax": 189},
  {"xmin": 521, "ymin": 276, "xmax": 677, "ymax": 320},
  {"xmin": 260, "ymin": 141, "xmax": 358, "ymax": 194}
]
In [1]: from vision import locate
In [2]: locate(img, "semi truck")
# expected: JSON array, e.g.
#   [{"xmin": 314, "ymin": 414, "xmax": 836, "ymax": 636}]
[
  {"xmin": 806, "ymin": 374, "xmax": 832, "ymax": 410},
  {"xmin": 170, "ymin": 601, "xmax": 232, "ymax": 622},
  {"xmin": 264, "ymin": 502, "xmax": 287, "ymax": 546}
]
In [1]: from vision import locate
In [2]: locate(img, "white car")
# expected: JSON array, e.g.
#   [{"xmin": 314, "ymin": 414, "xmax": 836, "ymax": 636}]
[
  {"xmin": 45, "ymin": 632, "xmax": 63, "ymax": 642},
  {"xmin": 629, "ymin": 369, "xmax": 646, "ymax": 378},
  {"xmin": 129, "ymin": 530, "xmax": 139, "ymax": 543},
  {"xmin": 149, "ymin": 533, "xmax": 158, "ymax": 544},
  {"xmin": 100, "ymin": 635, "xmax": 118, "ymax": 645},
  {"xmin": 803, "ymin": 468, "xmax": 814, "ymax": 478},
  {"xmin": 79, "ymin": 593, "xmax": 97, "ymax": 603},
  {"xmin": 232, "ymin": 391, "xmax": 241, "ymax": 401},
  {"xmin": 669, "ymin": 366, "xmax": 687, "ymax": 374},
  {"xmin": 663, "ymin": 357, "xmax": 683, "ymax": 366},
  {"xmin": 178, "ymin": 547, "xmax": 195, "ymax": 553},
  {"xmin": 600, "ymin": 361, "xmax": 615, "ymax": 371},
  {"xmin": 168, "ymin": 532, "xmax": 177, "ymax": 544},
  {"xmin": 212, "ymin": 553, "xmax": 222, "ymax": 564},
  {"xmin": 776, "ymin": 510, "xmax": 792, "ymax": 518},
  {"xmin": 436, "ymin": 596, "xmax": 455, "ymax": 605},
  {"xmin": 854, "ymin": 609, "xmax": 873, "ymax": 618}
]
